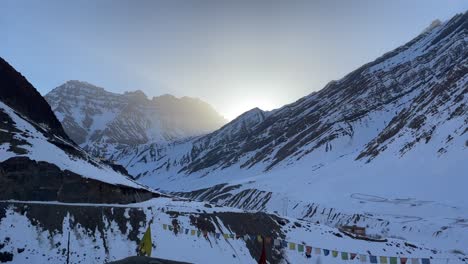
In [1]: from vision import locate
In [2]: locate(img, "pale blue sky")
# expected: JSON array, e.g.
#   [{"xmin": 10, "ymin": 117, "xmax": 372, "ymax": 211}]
[{"xmin": 2, "ymin": 0, "xmax": 467, "ymax": 120}]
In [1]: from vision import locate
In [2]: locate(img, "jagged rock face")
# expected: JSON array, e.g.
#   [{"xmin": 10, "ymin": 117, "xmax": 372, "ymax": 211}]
[
  {"xmin": 0, "ymin": 58, "xmax": 69, "ymax": 140},
  {"xmin": 45, "ymin": 81, "xmax": 227, "ymax": 157},
  {"xmin": 0, "ymin": 56, "xmax": 155, "ymax": 203},
  {"xmin": 113, "ymin": 12, "xmax": 467, "ymax": 179}
]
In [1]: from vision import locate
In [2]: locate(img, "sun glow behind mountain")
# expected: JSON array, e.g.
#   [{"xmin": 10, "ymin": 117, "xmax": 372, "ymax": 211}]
[
  {"xmin": 221, "ymin": 81, "xmax": 283, "ymax": 120},
  {"xmin": 3, "ymin": 0, "xmax": 467, "ymax": 122}
]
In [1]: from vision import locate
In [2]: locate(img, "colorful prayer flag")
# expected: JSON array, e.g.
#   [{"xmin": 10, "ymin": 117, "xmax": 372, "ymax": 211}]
[
  {"xmin": 411, "ymin": 258, "xmax": 419, "ymax": 264},
  {"xmin": 258, "ymin": 237, "xmax": 267, "ymax": 264},
  {"xmin": 314, "ymin": 248, "xmax": 321, "ymax": 255},
  {"xmin": 265, "ymin": 237, "xmax": 271, "ymax": 244},
  {"xmin": 341, "ymin": 252, "xmax": 349, "ymax": 260},
  {"xmin": 223, "ymin": 234, "xmax": 229, "ymax": 239},
  {"xmin": 306, "ymin": 246, "xmax": 312, "ymax": 258},
  {"xmin": 191, "ymin": 230, "xmax": 196, "ymax": 236},
  {"xmin": 380, "ymin": 256, "xmax": 388, "ymax": 263},
  {"xmin": 168, "ymin": 225, "xmax": 173, "ymax": 231},
  {"xmin": 421, "ymin": 259, "xmax": 430, "ymax": 264},
  {"xmin": 274, "ymin": 239, "xmax": 280, "ymax": 247},
  {"xmin": 257, "ymin": 235, "xmax": 263, "ymax": 243},
  {"xmin": 216, "ymin": 233, "xmax": 221, "ymax": 239},
  {"xmin": 184, "ymin": 228, "xmax": 189, "ymax": 234},
  {"xmin": 390, "ymin": 256, "xmax": 398, "ymax": 264},
  {"xmin": 332, "ymin": 250, "xmax": 338, "ymax": 257},
  {"xmin": 163, "ymin": 224, "xmax": 167, "ymax": 230},
  {"xmin": 281, "ymin": 240, "xmax": 288, "ymax": 248},
  {"xmin": 297, "ymin": 244, "xmax": 304, "ymax": 252},
  {"xmin": 370, "ymin": 255, "xmax": 378, "ymax": 263},
  {"xmin": 323, "ymin": 249, "xmax": 330, "ymax": 256},
  {"xmin": 401, "ymin": 257, "xmax": 408, "ymax": 264},
  {"xmin": 197, "ymin": 230, "xmax": 201, "ymax": 237},
  {"xmin": 359, "ymin": 254, "xmax": 367, "ymax": 262},
  {"xmin": 351, "ymin": 253, "xmax": 357, "ymax": 260},
  {"xmin": 289, "ymin": 242, "xmax": 296, "ymax": 250},
  {"xmin": 137, "ymin": 226, "xmax": 152, "ymax": 257}
]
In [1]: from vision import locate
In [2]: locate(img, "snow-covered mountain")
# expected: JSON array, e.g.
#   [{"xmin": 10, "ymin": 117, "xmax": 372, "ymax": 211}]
[
  {"xmin": 116, "ymin": 13, "xmax": 467, "ymax": 184},
  {"xmin": 0, "ymin": 57, "xmax": 156, "ymax": 203},
  {"xmin": 2, "ymin": 60, "xmax": 460, "ymax": 264},
  {"xmin": 107, "ymin": 12, "xmax": 468, "ymax": 253},
  {"xmin": 45, "ymin": 81, "xmax": 227, "ymax": 158}
]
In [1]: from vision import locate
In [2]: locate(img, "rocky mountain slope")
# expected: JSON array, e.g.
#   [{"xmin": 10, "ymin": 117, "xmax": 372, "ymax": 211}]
[
  {"xmin": 106, "ymin": 12, "xmax": 468, "ymax": 253},
  {"xmin": 115, "ymin": 12, "xmax": 467, "ymax": 183},
  {"xmin": 2, "ymin": 61, "xmax": 458, "ymax": 263},
  {"xmin": 0, "ymin": 57, "xmax": 156, "ymax": 203},
  {"xmin": 45, "ymin": 81, "xmax": 227, "ymax": 158},
  {"xmin": 3, "ymin": 60, "xmax": 448, "ymax": 264}
]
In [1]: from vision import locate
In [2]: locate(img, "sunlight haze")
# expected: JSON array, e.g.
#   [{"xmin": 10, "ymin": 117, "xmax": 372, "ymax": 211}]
[{"xmin": 2, "ymin": 0, "xmax": 467, "ymax": 120}]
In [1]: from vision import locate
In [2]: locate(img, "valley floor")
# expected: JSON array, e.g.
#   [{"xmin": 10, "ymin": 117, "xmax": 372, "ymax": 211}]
[{"xmin": 0, "ymin": 197, "xmax": 466, "ymax": 264}]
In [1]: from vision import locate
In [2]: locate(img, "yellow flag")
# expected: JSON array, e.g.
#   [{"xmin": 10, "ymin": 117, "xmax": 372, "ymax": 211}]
[
  {"xmin": 138, "ymin": 226, "xmax": 152, "ymax": 257},
  {"xmin": 289, "ymin": 242, "xmax": 296, "ymax": 250}
]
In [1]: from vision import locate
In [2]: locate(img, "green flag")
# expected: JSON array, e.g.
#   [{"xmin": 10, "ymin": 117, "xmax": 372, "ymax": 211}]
[
  {"xmin": 297, "ymin": 244, "xmax": 304, "ymax": 252},
  {"xmin": 341, "ymin": 252, "xmax": 349, "ymax": 260},
  {"xmin": 138, "ymin": 225, "xmax": 152, "ymax": 257}
]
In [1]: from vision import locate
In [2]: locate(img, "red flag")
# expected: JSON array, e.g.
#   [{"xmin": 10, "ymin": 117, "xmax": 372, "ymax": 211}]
[{"xmin": 258, "ymin": 237, "xmax": 267, "ymax": 264}]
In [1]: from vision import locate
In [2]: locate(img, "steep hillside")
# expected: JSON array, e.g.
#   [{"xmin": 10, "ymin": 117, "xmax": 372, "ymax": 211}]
[
  {"xmin": 45, "ymin": 81, "xmax": 227, "ymax": 158},
  {"xmin": 0, "ymin": 57, "xmax": 156, "ymax": 203},
  {"xmin": 115, "ymin": 12, "xmax": 467, "ymax": 183},
  {"xmin": 107, "ymin": 12, "xmax": 468, "ymax": 252}
]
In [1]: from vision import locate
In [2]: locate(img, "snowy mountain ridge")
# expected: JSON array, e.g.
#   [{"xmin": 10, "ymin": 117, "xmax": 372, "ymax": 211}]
[
  {"xmin": 102, "ymin": 12, "xmax": 468, "ymax": 253},
  {"xmin": 45, "ymin": 80, "xmax": 227, "ymax": 158},
  {"xmin": 114, "ymin": 12, "xmax": 467, "ymax": 181}
]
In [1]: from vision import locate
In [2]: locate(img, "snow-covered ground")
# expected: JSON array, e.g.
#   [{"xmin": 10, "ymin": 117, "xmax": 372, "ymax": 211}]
[
  {"xmin": 1, "ymin": 198, "xmax": 465, "ymax": 264},
  {"xmin": 0, "ymin": 101, "xmax": 148, "ymax": 190}
]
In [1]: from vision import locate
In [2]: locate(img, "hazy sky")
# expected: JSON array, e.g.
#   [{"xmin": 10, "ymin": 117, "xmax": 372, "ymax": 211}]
[{"xmin": 2, "ymin": 0, "xmax": 467, "ymax": 120}]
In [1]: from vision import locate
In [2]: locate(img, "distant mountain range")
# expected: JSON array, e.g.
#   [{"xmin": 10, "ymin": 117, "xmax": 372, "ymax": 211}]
[
  {"xmin": 45, "ymin": 81, "xmax": 227, "ymax": 157},
  {"xmin": 0, "ymin": 57, "xmax": 156, "ymax": 203}
]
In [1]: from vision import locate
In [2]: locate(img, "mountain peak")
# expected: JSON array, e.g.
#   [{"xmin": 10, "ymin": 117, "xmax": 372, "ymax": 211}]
[
  {"xmin": 45, "ymin": 82, "xmax": 227, "ymax": 154},
  {"xmin": 123, "ymin": 89, "xmax": 148, "ymax": 101},
  {"xmin": 48, "ymin": 80, "xmax": 108, "ymax": 98},
  {"xmin": 422, "ymin": 19, "xmax": 442, "ymax": 34}
]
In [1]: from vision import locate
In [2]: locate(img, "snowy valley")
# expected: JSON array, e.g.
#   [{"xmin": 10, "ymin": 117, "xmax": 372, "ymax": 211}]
[{"xmin": 0, "ymin": 8, "xmax": 467, "ymax": 264}]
